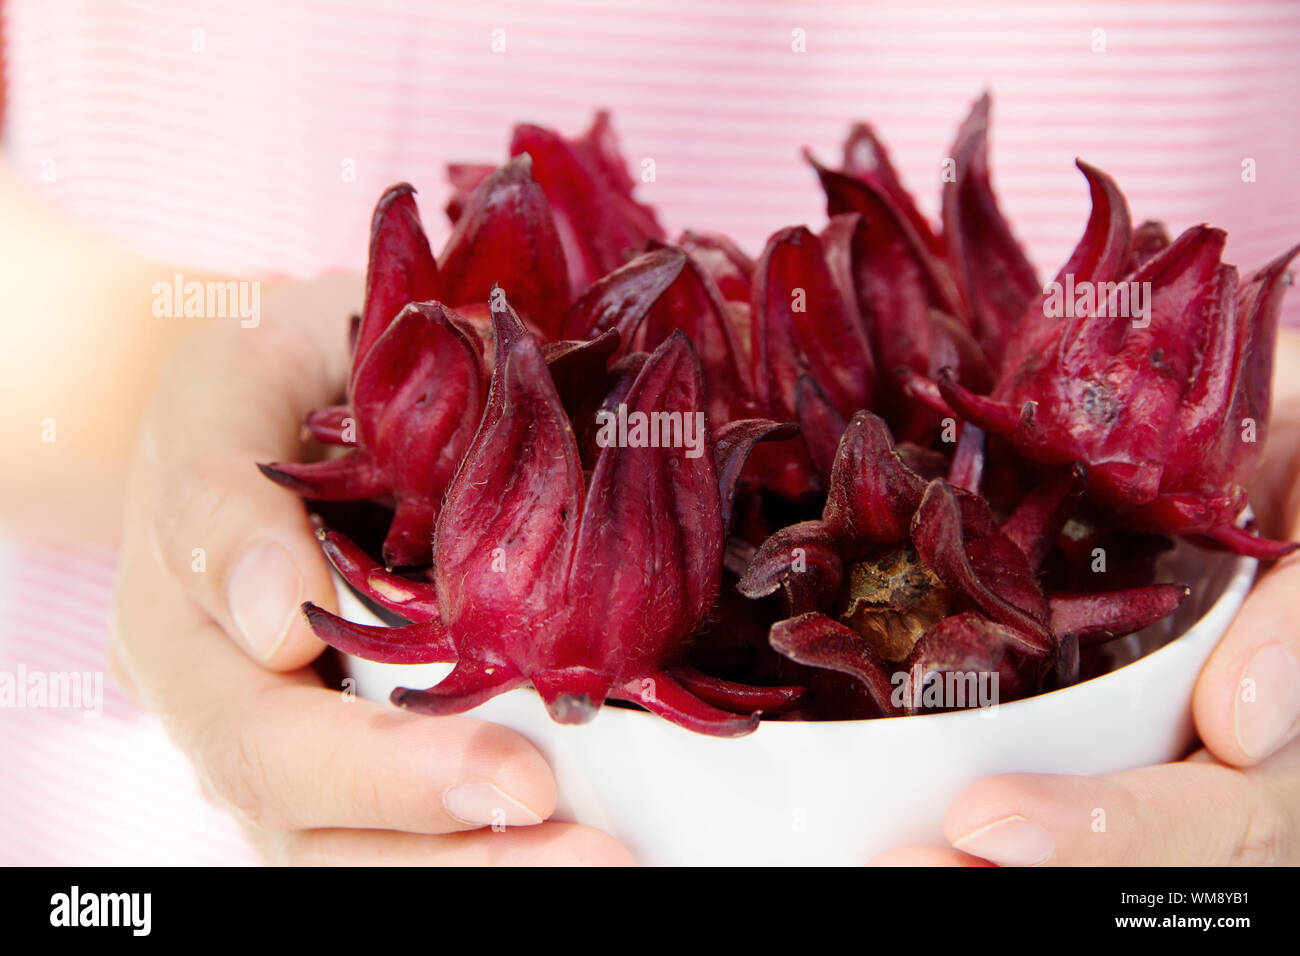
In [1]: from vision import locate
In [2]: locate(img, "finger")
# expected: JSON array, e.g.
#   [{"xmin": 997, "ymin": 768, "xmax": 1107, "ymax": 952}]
[
  {"xmin": 942, "ymin": 753, "xmax": 1299, "ymax": 865},
  {"xmin": 259, "ymin": 823, "xmax": 635, "ymax": 866},
  {"xmin": 1194, "ymin": 547, "xmax": 1300, "ymax": 766},
  {"xmin": 1194, "ymin": 328, "xmax": 1300, "ymax": 765},
  {"xmin": 138, "ymin": 274, "xmax": 361, "ymax": 669},
  {"xmin": 201, "ymin": 679, "xmax": 561, "ymax": 834},
  {"xmin": 113, "ymin": 517, "xmax": 559, "ymax": 835},
  {"xmin": 868, "ymin": 847, "xmax": 994, "ymax": 867}
]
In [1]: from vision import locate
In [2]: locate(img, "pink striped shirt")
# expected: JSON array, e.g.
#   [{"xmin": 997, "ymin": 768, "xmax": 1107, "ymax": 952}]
[{"xmin": 2, "ymin": 0, "xmax": 1298, "ymax": 864}]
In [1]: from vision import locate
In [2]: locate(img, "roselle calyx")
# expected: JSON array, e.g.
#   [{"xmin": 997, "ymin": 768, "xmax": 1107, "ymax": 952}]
[
  {"xmin": 302, "ymin": 300, "xmax": 801, "ymax": 736},
  {"xmin": 739, "ymin": 412, "xmax": 1189, "ymax": 715},
  {"xmin": 260, "ymin": 299, "xmax": 485, "ymax": 567},
  {"xmin": 933, "ymin": 161, "xmax": 1300, "ymax": 559},
  {"xmin": 260, "ymin": 155, "xmax": 626, "ymax": 565},
  {"xmin": 745, "ymin": 223, "xmax": 876, "ymax": 492},
  {"xmin": 804, "ymin": 95, "xmax": 1039, "ymax": 442},
  {"xmin": 447, "ymin": 111, "xmax": 666, "ymax": 292}
]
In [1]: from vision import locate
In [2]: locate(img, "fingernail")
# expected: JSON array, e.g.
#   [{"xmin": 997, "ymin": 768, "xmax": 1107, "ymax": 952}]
[
  {"xmin": 226, "ymin": 540, "xmax": 302, "ymax": 660},
  {"xmin": 1235, "ymin": 643, "xmax": 1300, "ymax": 759},
  {"xmin": 443, "ymin": 782, "xmax": 544, "ymax": 828},
  {"xmin": 952, "ymin": 814, "xmax": 1054, "ymax": 866}
]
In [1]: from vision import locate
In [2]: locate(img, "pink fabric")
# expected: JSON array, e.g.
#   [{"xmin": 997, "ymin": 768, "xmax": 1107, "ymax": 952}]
[
  {"xmin": 0, "ymin": 540, "xmax": 258, "ymax": 864},
  {"xmin": 2, "ymin": 0, "xmax": 1298, "ymax": 864}
]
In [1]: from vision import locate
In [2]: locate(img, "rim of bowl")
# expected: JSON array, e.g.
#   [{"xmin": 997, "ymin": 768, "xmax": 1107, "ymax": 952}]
[{"xmin": 332, "ymin": 548, "xmax": 1257, "ymax": 733}]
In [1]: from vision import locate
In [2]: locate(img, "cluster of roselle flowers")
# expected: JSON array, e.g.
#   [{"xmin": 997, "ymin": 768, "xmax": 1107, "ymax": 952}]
[{"xmin": 262, "ymin": 98, "xmax": 1298, "ymax": 736}]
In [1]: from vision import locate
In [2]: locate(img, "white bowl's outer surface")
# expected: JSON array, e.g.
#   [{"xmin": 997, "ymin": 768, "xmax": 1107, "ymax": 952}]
[{"xmin": 336, "ymin": 544, "xmax": 1256, "ymax": 866}]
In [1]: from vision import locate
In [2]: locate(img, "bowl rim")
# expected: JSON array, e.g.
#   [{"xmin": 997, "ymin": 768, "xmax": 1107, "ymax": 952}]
[{"xmin": 332, "ymin": 545, "xmax": 1258, "ymax": 733}]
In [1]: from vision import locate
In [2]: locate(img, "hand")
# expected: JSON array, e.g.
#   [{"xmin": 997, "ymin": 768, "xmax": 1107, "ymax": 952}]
[
  {"xmin": 874, "ymin": 329, "xmax": 1300, "ymax": 866},
  {"xmin": 108, "ymin": 276, "xmax": 633, "ymax": 865}
]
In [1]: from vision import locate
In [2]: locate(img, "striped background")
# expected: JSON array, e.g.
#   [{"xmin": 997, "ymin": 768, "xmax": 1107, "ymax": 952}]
[{"xmin": 2, "ymin": 0, "xmax": 1298, "ymax": 864}]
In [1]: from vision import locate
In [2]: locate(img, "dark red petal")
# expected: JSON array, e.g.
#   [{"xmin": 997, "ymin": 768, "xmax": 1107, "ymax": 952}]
[
  {"xmin": 768, "ymin": 612, "xmax": 900, "ymax": 716},
  {"xmin": 927, "ymin": 310, "xmax": 992, "ymax": 390},
  {"xmin": 895, "ymin": 366, "xmax": 956, "ymax": 418},
  {"xmin": 558, "ymin": 246, "xmax": 687, "ymax": 342},
  {"xmin": 637, "ymin": 253, "xmax": 755, "ymax": 425},
  {"xmin": 510, "ymin": 112, "xmax": 665, "ymax": 291},
  {"xmin": 571, "ymin": 351, "xmax": 646, "ymax": 468},
  {"xmin": 302, "ymin": 602, "xmax": 454, "ymax": 664},
  {"xmin": 937, "ymin": 367, "xmax": 1028, "ymax": 441},
  {"xmin": 444, "ymin": 163, "xmax": 494, "ymax": 224},
  {"xmin": 351, "ymin": 184, "xmax": 440, "ymax": 390},
  {"xmin": 807, "ymin": 152, "xmax": 978, "ymax": 441},
  {"xmin": 616, "ymin": 673, "xmax": 761, "ymax": 737},
  {"xmin": 1126, "ymin": 220, "xmax": 1172, "ymax": 272},
  {"xmin": 1000, "ymin": 160, "xmax": 1132, "ymax": 377},
  {"xmin": 541, "ymin": 328, "xmax": 620, "ymax": 367},
  {"xmin": 348, "ymin": 313, "xmax": 361, "ymax": 354},
  {"xmin": 840, "ymin": 122, "xmax": 943, "ymax": 254},
  {"xmin": 678, "ymin": 230, "xmax": 755, "ymax": 302},
  {"xmin": 542, "ymin": 327, "xmax": 621, "ymax": 418},
  {"xmin": 1209, "ymin": 243, "xmax": 1300, "ymax": 484},
  {"xmin": 896, "ymin": 442, "xmax": 951, "ymax": 478},
  {"xmin": 1058, "ymin": 160, "xmax": 1133, "ymax": 283},
  {"xmin": 489, "ymin": 289, "xmax": 528, "ymax": 368},
  {"xmin": 531, "ymin": 668, "xmax": 612, "ymax": 724},
  {"xmin": 257, "ymin": 454, "xmax": 387, "ymax": 500},
  {"xmin": 739, "ymin": 437, "xmax": 824, "ymax": 504},
  {"xmin": 808, "ymin": 151, "xmax": 966, "ymax": 327},
  {"xmin": 823, "ymin": 411, "xmax": 929, "ymax": 544},
  {"xmin": 1199, "ymin": 523, "xmax": 1299, "ymax": 560},
  {"xmin": 476, "ymin": 290, "xmax": 529, "ymax": 433},
  {"xmin": 947, "ymin": 422, "xmax": 986, "ymax": 493},
  {"xmin": 736, "ymin": 519, "xmax": 844, "ymax": 614},
  {"xmin": 1048, "ymin": 584, "xmax": 1189, "ymax": 646},
  {"xmin": 941, "ymin": 93, "xmax": 1039, "ymax": 356},
  {"xmin": 434, "ymin": 333, "xmax": 584, "ymax": 644},
  {"xmin": 566, "ymin": 332, "xmax": 722, "ymax": 677},
  {"xmin": 1046, "ymin": 227, "xmax": 1227, "ymax": 480},
  {"xmin": 392, "ymin": 660, "xmax": 525, "ymax": 716},
  {"xmin": 351, "ymin": 302, "xmax": 487, "ymax": 565},
  {"xmin": 819, "ymin": 212, "xmax": 867, "ymax": 319},
  {"xmin": 1055, "ymin": 632, "xmax": 1081, "ymax": 688},
  {"xmin": 303, "ymin": 404, "xmax": 354, "ymax": 446},
  {"xmin": 910, "ymin": 480, "xmax": 1051, "ymax": 647},
  {"xmin": 750, "ymin": 225, "xmax": 875, "ymax": 421},
  {"xmin": 320, "ymin": 530, "xmax": 441, "ymax": 622},
  {"xmin": 381, "ymin": 499, "xmax": 436, "ymax": 568},
  {"xmin": 668, "ymin": 666, "xmax": 805, "ymax": 714},
  {"xmin": 713, "ymin": 417, "xmax": 799, "ymax": 527},
  {"xmin": 437, "ymin": 155, "xmax": 571, "ymax": 332},
  {"xmin": 905, "ymin": 612, "xmax": 1043, "ymax": 711},
  {"xmin": 794, "ymin": 374, "xmax": 848, "ymax": 481},
  {"xmin": 1000, "ymin": 463, "xmax": 1087, "ymax": 571}
]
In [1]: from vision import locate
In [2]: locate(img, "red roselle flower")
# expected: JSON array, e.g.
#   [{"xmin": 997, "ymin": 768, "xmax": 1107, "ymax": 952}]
[
  {"xmin": 738, "ymin": 412, "xmax": 1188, "ymax": 714},
  {"xmin": 678, "ymin": 230, "xmax": 755, "ymax": 304},
  {"xmin": 928, "ymin": 159, "xmax": 1300, "ymax": 559},
  {"xmin": 803, "ymin": 95, "xmax": 1028, "ymax": 442},
  {"xmin": 568, "ymin": 219, "xmax": 877, "ymax": 501},
  {"xmin": 561, "ymin": 242, "xmax": 759, "ymax": 428},
  {"xmin": 301, "ymin": 301, "xmax": 801, "ymax": 736},
  {"xmin": 260, "ymin": 298, "xmax": 486, "ymax": 568},
  {"xmin": 746, "ymin": 222, "xmax": 877, "ymax": 493},
  {"xmin": 447, "ymin": 111, "xmax": 666, "ymax": 292},
  {"xmin": 259, "ymin": 155, "xmax": 623, "ymax": 566}
]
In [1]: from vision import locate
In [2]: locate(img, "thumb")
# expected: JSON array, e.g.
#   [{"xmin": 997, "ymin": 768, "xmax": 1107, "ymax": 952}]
[{"xmin": 134, "ymin": 273, "xmax": 362, "ymax": 669}]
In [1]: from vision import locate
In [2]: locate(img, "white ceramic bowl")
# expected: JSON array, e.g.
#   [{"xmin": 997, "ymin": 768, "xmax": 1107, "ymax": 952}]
[{"xmin": 337, "ymin": 542, "xmax": 1255, "ymax": 865}]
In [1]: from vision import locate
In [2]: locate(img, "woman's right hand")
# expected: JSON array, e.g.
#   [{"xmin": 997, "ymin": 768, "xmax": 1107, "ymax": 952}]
[{"xmin": 108, "ymin": 274, "xmax": 633, "ymax": 865}]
